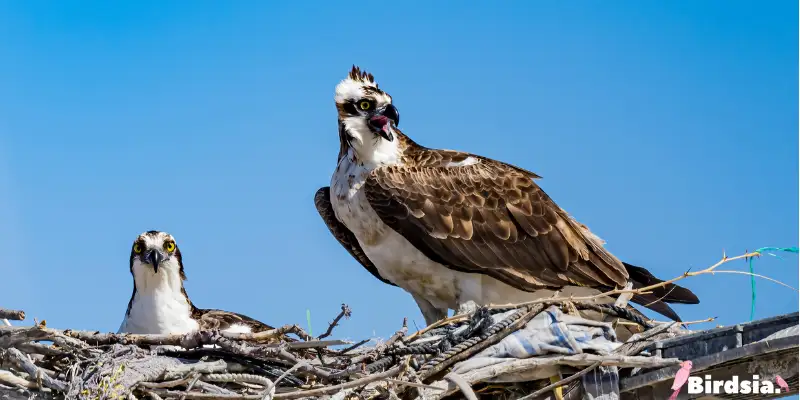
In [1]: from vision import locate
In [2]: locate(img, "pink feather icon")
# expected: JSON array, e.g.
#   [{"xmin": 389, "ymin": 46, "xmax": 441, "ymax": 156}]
[
  {"xmin": 668, "ymin": 360, "xmax": 693, "ymax": 400},
  {"xmin": 775, "ymin": 375, "xmax": 789, "ymax": 392}
]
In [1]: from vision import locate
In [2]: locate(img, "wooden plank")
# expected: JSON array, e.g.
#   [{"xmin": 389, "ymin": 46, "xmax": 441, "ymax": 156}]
[{"xmin": 620, "ymin": 336, "xmax": 798, "ymax": 400}]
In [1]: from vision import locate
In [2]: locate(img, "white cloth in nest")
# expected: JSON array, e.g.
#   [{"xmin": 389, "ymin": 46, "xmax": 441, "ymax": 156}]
[{"xmin": 451, "ymin": 305, "xmax": 622, "ymax": 382}]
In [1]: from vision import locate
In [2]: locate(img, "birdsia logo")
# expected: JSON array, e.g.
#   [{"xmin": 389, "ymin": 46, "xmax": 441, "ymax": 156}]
[{"xmin": 687, "ymin": 375, "xmax": 786, "ymax": 395}]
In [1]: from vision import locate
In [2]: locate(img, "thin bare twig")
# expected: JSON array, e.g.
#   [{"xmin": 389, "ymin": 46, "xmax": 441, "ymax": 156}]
[
  {"xmin": 178, "ymin": 374, "xmax": 201, "ymax": 400},
  {"xmin": 317, "ymin": 304, "xmax": 351, "ymax": 340},
  {"xmin": 275, "ymin": 366, "xmax": 402, "ymax": 399},
  {"xmin": 491, "ymin": 251, "xmax": 762, "ymax": 309},
  {"xmin": 337, "ymin": 339, "xmax": 370, "ymax": 355},
  {"xmin": 711, "ymin": 270, "xmax": 797, "ymax": 291}
]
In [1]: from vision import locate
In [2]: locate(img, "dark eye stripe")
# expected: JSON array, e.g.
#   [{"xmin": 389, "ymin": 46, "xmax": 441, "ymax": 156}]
[{"xmin": 343, "ymin": 102, "xmax": 358, "ymax": 115}]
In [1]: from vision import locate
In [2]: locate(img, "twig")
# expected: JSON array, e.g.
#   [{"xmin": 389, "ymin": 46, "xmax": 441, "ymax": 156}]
[
  {"xmin": 317, "ymin": 304, "xmax": 351, "ymax": 340},
  {"xmin": 146, "ymin": 392, "xmax": 164, "ymax": 400},
  {"xmin": 4, "ymin": 348, "xmax": 67, "ymax": 392},
  {"xmin": 285, "ymin": 340, "xmax": 349, "ymax": 349},
  {"xmin": 383, "ymin": 378, "xmax": 445, "ymax": 391},
  {"xmin": 684, "ymin": 317, "xmax": 716, "ymax": 326},
  {"xmin": 407, "ymin": 315, "xmax": 468, "ymax": 342},
  {"xmin": 351, "ymin": 322, "xmax": 408, "ymax": 365},
  {"xmin": 262, "ymin": 362, "xmax": 303, "ymax": 400},
  {"xmin": 337, "ymin": 339, "xmax": 370, "ymax": 355},
  {"xmin": 711, "ymin": 270, "xmax": 797, "ymax": 291},
  {"xmin": 275, "ymin": 366, "xmax": 402, "ymax": 399},
  {"xmin": 0, "ymin": 369, "xmax": 38, "ymax": 389},
  {"xmin": 179, "ymin": 374, "xmax": 201, "ymax": 400},
  {"xmin": 518, "ymin": 361, "xmax": 601, "ymax": 400},
  {"xmin": 276, "ymin": 350, "xmax": 332, "ymax": 380},
  {"xmin": 491, "ymin": 251, "xmax": 762, "ymax": 309},
  {"xmin": 0, "ymin": 309, "xmax": 25, "ymax": 321},
  {"xmin": 0, "ymin": 325, "xmax": 52, "ymax": 348},
  {"xmin": 443, "ymin": 373, "xmax": 478, "ymax": 400}
]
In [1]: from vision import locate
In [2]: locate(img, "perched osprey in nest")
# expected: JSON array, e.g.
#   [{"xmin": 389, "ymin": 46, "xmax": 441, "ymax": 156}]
[
  {"xmin": 315, "ymin": 66, "xmax": 700, "ymax": 326},
  {"xmin": 118, "ymin": 231, "xmax": 274, "ymax": 335}
]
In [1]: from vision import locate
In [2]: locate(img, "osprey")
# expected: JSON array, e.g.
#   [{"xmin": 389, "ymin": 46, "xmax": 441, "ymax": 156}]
[
  {"xmin": 315, "ymin": 66, "xmax": 700, "ymax": 326},
  {"xmin": 118, "ymin": 231, "xmax": 273, "ymax": 335}
]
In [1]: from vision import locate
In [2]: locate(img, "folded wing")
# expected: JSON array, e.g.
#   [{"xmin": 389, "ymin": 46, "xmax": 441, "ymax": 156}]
[{"xmin": 363, "ymin": 151, "xmax": 630, "ymax": 292}]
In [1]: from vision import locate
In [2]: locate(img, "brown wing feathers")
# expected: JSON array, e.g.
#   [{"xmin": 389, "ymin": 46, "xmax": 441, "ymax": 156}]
[
  {"xmin": 363, "ymin": 147, "xmax": 699, "ymax": 321},
  {"xmin": 193, "ymin": 308, "xmax": 274, "ymax": 333},
  {"xmin": 364, "ymin": 154, "xmax": 629, "ymax": 291}
]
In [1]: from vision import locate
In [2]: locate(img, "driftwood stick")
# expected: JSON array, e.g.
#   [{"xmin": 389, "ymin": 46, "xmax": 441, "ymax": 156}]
[
  {"xmin": 317, "ymin": 304, "xmax": 351, "ymax": 340},
  {"xmin": 274, "ymin": 365, "xmax": 402, "ymax": 399},
  {"xmin": 4, "ymin": 348, "xmax": 67, "ymax": 392},
  {"xmin": 0, "ymin": 369, "xmax": 38, "ymax": 389},
  {"xmin": 0, "ymin": 326, "xmax": 51, "ymax": 349},
  {"xmin": 0, "ymin": 309, "xmax": 24, "ymax": 321}
]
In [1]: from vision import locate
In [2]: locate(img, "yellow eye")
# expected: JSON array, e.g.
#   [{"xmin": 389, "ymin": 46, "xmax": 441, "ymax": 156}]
[
  {"xmin": 359, "ymin": 101, "xmax": 372, "ymax": 110},
  {"xmin": 133, "ymin": 244, "xmax": 142, "ymax": 254},
  {"xmin": 165, "ymin": 241, "xmax": 176, "ymax": 252}
]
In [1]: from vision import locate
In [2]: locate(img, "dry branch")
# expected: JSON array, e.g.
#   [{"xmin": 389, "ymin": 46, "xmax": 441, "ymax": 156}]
[
  {"xmin": 0, "ymin": 309, "xmax": 25, "ymax": 321},
  {"xmin": 318, "ymin": 304, "xmax": 352, "ymax": 340}
]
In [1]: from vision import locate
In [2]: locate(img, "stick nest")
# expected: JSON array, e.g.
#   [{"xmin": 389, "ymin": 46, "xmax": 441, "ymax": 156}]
[{"xmin": 0, "ymin": 301, "xmax": 690, "ymax": 400}]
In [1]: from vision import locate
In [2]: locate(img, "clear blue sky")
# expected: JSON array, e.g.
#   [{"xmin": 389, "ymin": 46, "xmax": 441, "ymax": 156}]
[{"xmin": 0, "ymin": 1, "xmax": 796, "ymax": 343}]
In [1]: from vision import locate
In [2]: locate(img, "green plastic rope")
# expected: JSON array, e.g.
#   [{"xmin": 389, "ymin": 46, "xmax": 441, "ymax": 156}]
[{"xmin": 749, "ymin": 246, "xmax": 798, "ymax": 321}]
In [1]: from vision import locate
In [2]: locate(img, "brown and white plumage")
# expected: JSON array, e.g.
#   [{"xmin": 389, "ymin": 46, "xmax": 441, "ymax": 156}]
[
  {"xmin": 316, "ymin": 66, "xmax": 699, "ymax": 326},
  {"xmin": 118, "ymin": 231, "xmax": 273, "ymax": 335}
]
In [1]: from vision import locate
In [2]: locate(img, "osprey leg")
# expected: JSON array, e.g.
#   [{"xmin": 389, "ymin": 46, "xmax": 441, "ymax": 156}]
[{"xmin": 412, "ymin": 294, "xmax": 448, "ymax": 326}]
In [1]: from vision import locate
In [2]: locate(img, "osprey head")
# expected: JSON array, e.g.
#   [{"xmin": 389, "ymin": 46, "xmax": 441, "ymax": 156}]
[
  {"xmin": 335, "ymin": 66, "xmax": 400, "ymax": 145},
  {"xmin": 129, "ymin": 230, "xmax": 183, "ymax": 277}
]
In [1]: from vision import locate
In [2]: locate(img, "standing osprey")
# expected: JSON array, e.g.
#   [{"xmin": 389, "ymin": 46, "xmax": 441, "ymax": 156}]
[
  {"xmin": 315, "ymin": 66, "xmax": 700, "ymax": 326},
  {"xmin": 118, "ymin": 231, "xmax": 274, "ymax": 335}
]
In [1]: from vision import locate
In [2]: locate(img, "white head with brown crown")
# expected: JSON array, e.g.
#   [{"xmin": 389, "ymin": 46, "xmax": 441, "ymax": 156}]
[{"xmin": 334, "ymin": 66, "xmax": 402, "ymax": 165}]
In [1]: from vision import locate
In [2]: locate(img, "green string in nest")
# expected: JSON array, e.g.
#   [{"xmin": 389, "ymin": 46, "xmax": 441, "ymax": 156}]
[{"xmin": 749, "ymin": 246, "xmax": 798, "ymax": 321}]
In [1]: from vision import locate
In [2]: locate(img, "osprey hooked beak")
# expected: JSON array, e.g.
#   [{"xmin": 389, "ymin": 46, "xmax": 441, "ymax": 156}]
[
  {"xmin": 146, "ymin": 250, "xmax": 165, "ymax": 273},
  {"xmin": 367, "ymin": 104, "xmax": 400, "ymax": 142}
]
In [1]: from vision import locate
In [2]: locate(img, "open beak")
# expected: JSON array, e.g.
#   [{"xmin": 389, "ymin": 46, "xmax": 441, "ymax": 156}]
[
  {"xmin": 147, "ymin": 250, "xmax": 164, "ymax": 273},
  {"xmin": 382, "ymin": 104, "xmax": 399, "ymax": 127},
  {"xmin": 368, "ymin": 104, "xmax": 400, "ymax": 142}
]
